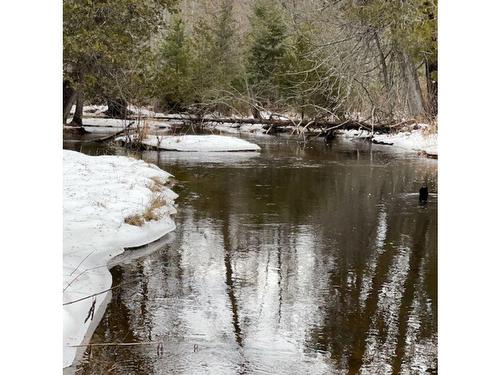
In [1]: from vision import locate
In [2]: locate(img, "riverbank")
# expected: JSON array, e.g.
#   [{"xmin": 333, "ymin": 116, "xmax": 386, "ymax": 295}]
[
  {"xmin": 338, "ymin": 126, "xmax": 438, "ymax": 157},
  {"xmin": 70, "ymin": 105, "xmax": 437, "ymax": 157},
  {"xmin": 63, "ymin": 150, "xmax": 177, "ymax": 368}
]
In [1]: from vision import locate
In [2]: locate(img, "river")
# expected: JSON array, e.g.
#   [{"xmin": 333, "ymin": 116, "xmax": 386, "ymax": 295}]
[{"xmin": 64, "ymin": 133, "xmax": 437, "ymax": 374}]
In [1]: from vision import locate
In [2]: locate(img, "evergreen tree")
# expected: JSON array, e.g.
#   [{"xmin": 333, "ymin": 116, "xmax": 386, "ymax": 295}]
[
  {"xmin": 191, "ymin": 0, "xmax": 240, "ymax": 111},
  {"xmin": 246, "ymin": 0, "xmax": 291, "ymax": 105},
  {"xmin": 155, "ymin": 15, "xmax": 193, "ymax": 111},
  {"xmin": 63, "ymin": 0, "xmax": 176, "ymax": 122}
]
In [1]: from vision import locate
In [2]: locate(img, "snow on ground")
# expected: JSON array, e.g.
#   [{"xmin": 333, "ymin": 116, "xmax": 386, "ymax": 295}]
[
  {"xmin": 72, "ymin": 105, "xmax": 284, "ymax": 136},
  {"xmin": 63, "ymin": 150, "xmax": 177, "ymax": 368},
  {"xmin": 70, "ymin": 104, "xmax": 168, "ymax": 118},
  {"xmin": 338, "ymin": 126, "xmax": 438, "ymax": 155},
  {"xmin": 119, "ymin": 134, "xmax": 261, "ymax": 152},
  {"xmin": 72, "ymin": 104, "xmax": 437, "ymax": 155},
  {"xmin": 373, "ymin": 129, "xmax": 437, "ymax": 155},
  {"xmin": 337, "ymin": 129, "xmax": 372, "ymax": 138},
  {"xmin": 80, "ymin": 117, "xmax": 269, "ymax": 137},
  {"xmin": 81, "ymin": 118, "xmax": 132, "ymax": 132},
  {"xmin": 204, "ymin": 121, "xmax": 269, "ymax": 136},
  {"xmin": 82, "ymin": 118, "xmax": 174, "ymax": 134}
]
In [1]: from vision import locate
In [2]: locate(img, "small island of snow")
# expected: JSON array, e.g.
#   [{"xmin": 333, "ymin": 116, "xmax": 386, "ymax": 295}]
[{"xmin": 119, "ymin": 134, "xmax": 261, "ymax": 152}]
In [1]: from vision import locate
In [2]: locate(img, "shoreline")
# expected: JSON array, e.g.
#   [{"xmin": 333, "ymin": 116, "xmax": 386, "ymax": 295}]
[
  {"xmin": 69, "ymin": 105, "xmax": 437, "ymax": 157},
  {"xmin": 63, "ymin": 150, "xmax": 178, "ymax": 369}
]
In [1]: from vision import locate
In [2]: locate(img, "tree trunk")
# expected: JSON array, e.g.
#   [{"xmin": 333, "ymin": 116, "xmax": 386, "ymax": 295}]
[
  {"xmin": 69, "ymin": 91, "xmax": 84, "ymax": 127},
  {"xmin": 374, "ymin": 31, "xmax": 390, "ymax": 93},
  {"xmin": 373, "ymin": 30, "xmax": 393, "ymax": 116},
  {"xmin": 105, "ymin": 98, "xmax": 129, "ymax": 119},
  {"xmin": 63, "ymin": 80, "xmax": 77, "ymax": 125},
  {"xmin": 251, "ymin": 106, "xmax": 262, "ymax": 120},
  {"xmin": 400, "ymin": 51, "xmax": 425, "ymax": 117},
  {"xmin": 425, "ymin": 60, "xmax": 438, "ymax": 116}
]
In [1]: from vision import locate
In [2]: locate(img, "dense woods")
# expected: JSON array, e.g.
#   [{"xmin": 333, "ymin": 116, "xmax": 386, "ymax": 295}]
[{"xmin": 63, "ymin": 0, "xmax": 437, "ymax": 125}]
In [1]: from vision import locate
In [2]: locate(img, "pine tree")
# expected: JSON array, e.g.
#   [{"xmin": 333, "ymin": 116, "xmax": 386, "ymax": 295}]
[
  {"xmin": 191, "ymin": 0, "xmax": 239, "ymax": 109},
  {"xmin": 246, "ymin": 0, "xmax": 290, "ymax": 105},
  {"xmin": 156, "ymin": 15, "xmax": 193, "ymax": 111}
]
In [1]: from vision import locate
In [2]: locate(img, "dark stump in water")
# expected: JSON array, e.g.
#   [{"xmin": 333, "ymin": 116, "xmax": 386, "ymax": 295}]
[
  {"xmin": 419, "ymin": 186, "xmax": 429, "ymax": 204},
  {"xmin": 324, "ymin": 129, "xmax": 336, "ymax": 144},
  {"xmin": 372, "ymin": 138, "xmax": 393, "ymax": 146}
]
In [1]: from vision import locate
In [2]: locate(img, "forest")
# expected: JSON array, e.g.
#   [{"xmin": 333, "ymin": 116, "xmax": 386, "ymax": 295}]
[{"xmin": 63, "ymin": 0, "xmax": 437, "ymax": 129}]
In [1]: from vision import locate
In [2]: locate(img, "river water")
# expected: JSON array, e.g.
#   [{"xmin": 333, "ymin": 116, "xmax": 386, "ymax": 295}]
[{"xmin": 64, "ymin": 134, "xmax": 437, "ymax": 374}]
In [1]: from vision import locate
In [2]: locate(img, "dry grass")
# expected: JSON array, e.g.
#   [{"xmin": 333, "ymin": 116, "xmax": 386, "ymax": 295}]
[
  {"xmin": 151, "ymin": 176, "xmax": 165, "ymax": 185},
  {"xmin": 143, "ymin": 194, "xmax": 167, "ymax": 222},
  {"xmin": 124, "ymin": 214, "xmax": 145, "ymax": 226},
  {"xmin": 148, "ymin": 176, "xmax": 165, "ymax": 192},
  {"xmin": 136, "ymin": 120, "xmax": 150, "ymax": 143},
  {"xmin": 124, "ymin": 193, "xmax": 167, "ymax": 226},
  {"xmin": 423, "ymin": 119, "xmax": 438, "ymax": 135}
]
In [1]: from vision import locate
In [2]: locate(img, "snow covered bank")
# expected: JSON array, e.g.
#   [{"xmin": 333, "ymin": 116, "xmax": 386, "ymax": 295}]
[
  {"xmin": 82, "ymin": 118, "xmax": 174, "ymax": 134},
  {"xmin": 76, "ymin": 105, "xmax": 283, "ymax": 135},
  {"xmin": 119, "ymin": 134, "xmax": 261, "ymax": 152},
  {"xmin": 339, "ymin": 127, "xmax": 438, "ymax": 156},
  {"xmin": 79, "ymin": 115, "xmax": 268, "ymax": 138},
  {"xmin": 204, "ymin": 121, "xmax": 269, "ymax": 136},
  {"xmin": 63, "ymin": 150, "xmax": 177, "ymax": 368},
  {"xmin": 73, "ymin": 104, "xmax": 437, "ymax": 155},
  {"xmin": 373, "ymin": 130, "xmax": 437, "ymax": 156},
  {"xmin": 72, "ymin": 104, "xmax": 168, "ymax": 118}
]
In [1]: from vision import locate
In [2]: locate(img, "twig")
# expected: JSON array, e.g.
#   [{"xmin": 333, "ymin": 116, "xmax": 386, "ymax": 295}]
[
  {"xmin": 93, "ymin": 121, "xmax": 136, "ymax": 143},
  {"xmin": 69, "ymin": 341, "xmax": 162, "ymax": 348},
  {"xmin": 63, "ymin": 281, "xmax": 125, "ymax": 306},
  {"xmin": 68, "ymin": 250, "xmax": 95, "ymax": 277}
]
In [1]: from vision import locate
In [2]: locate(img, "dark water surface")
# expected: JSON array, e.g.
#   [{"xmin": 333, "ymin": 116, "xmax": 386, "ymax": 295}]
[{"xmin": 65, "ymin": 135, "xmax": 437, "ymax": 374}]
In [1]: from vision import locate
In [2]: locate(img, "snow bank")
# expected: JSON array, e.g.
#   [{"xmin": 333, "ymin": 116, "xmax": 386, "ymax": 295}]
[
  {"xmin": 337, "ymin": 129, "xmax": 372, "ymax": 138},
  {"xmin": 81, "ymin": 118, "xmax": 132, "ymax": 133},
  {"xmin": 82, "ymin": 118, "xmax": 173, "ymax": 134},
  {"xmin": 119, "ymin": 134, "xmax": 261, "ymax": 152},
  {"xmin": 338, "ymin": 127, "xmax": 438, "ymax": 155},
  {"xmin": 203, "ymin": 121, "xmax": 269, "ymax": 136},
  {"xmin": 63, "ymin": 150, "xmax": 177, "ymax": 368},
  {"xmin": 372, "ymin": 130, "xmax": 437, "ymax": 155},
  {"xmin": 73, "ymin": 105, "xmax": 167, "ymax": 118}
]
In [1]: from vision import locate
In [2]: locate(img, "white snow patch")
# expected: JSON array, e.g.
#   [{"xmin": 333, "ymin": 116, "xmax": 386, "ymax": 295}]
[
  {"xmin": 373, "ymin": 130, "xmax": 437, "ymax": 155},
  {"xmin": 82, "ymin": 118, "xmax": 173, "ymax": 134},
  {"xmin": 119, "ymin": 134, "xmax": 261, "ymax": 152},
  {"xmin": 337, "ymin": 129, "xmax": 373, "ymax": 138},
  {"xmin": 259, "ymin": 110, "xmax": 292, "ymax": 121},
  {"xmin": 204, "ymin": 121, "xmax": 269, "ymax": 136},
  {"xmin": 82, "ymin": 104, "xmax": 107, "ymax": 116},
  {"xmin": 338, "ymin": 127, "xmax": 438, "ymax": 155},
  {"xmin": 75, "ymin": 105, "xmax": 167, "ymax": 118},
  {"xmin": 63, "ymin": 150, "xmax": 177, "ymax": 368}
]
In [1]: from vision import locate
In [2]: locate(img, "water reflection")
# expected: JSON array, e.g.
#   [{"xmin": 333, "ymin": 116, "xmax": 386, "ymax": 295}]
[{"xmin": 71, "ymin": 137, "xmax": 437, "ymax": 374}]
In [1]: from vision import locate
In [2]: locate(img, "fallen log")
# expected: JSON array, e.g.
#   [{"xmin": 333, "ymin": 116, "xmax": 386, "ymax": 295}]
[
  {"xmin": 418, "ymin": 150, "xmax": 438, "ymax": 159},
  {"xmin": 94, "ymin": 121, "xmax": 136, "ymax": 143},
  {"xmin": 81, "ymin": 114, "xmax": 402, "ymax": 133},
  {"xmin": 372, "ymin": 139, "xmax": 394, "ymax": 146},
  {"xmin": 63, "ymin": 121, "xmax": 136, "ymax": 144}
]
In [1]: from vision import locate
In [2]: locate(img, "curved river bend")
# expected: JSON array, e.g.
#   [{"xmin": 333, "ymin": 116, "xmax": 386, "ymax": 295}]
[{"xmin": 64, "ymin": 135, "xmax": 437, "ymax": 375}]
